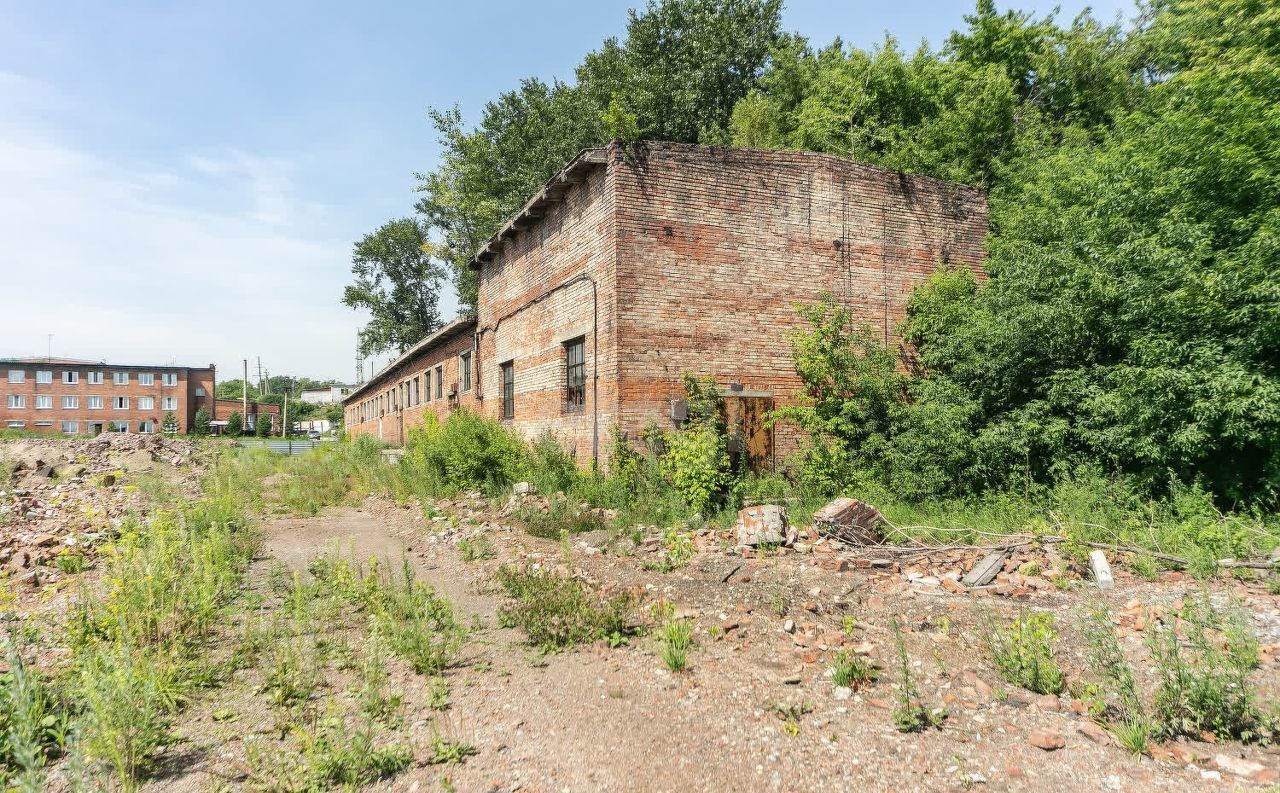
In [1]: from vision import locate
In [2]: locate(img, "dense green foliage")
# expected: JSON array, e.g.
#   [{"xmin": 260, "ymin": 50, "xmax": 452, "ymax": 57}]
[
  {"xmin": 225, "ymin": 411, "xmax": 243, "ymax": 437},
  {"xmin": 342, "ymin": 217, "xmax": 447, "ymax": 357},
  {"xmin": 413, "ymin": 0, "xmax": 785, "ymax": 310},
  {"xmin": 354, "ymin": 0, "xmax": 1279, "ymax": 527}
]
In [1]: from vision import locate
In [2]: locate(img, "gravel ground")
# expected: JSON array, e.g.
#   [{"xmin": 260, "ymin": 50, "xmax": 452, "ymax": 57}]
[{"xmin": 145, "ymin": 493, "xmax": 1280, "ymax": 792}]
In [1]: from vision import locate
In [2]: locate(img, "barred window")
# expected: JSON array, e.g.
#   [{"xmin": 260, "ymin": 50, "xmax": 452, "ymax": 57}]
[
  {"xmin": 564, "ymin": 337, "xmax": 585, "ymax": 411},
  {"xmin": 500, "ymin": 361, "xmax": 514, "ymax": 420},
  {"xmin": 459, "ymin": 351, "xmax": 472, "ymax": 392},
  {"xmin": 434, "ymin": 366, "xmax": 443, "ymax": 400}
]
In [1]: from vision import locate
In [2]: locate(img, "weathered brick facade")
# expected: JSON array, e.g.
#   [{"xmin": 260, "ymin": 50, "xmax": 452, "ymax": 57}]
[
  {"xmin": 0, "ymin": 358, "xmax": 216, "ymax": 435},
  {"xmin": 344, "ymin": 142, "xmax": 988, "ymax": 468}
]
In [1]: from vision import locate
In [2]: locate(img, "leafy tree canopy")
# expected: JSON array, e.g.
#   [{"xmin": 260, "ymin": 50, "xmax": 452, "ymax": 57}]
[{"xmin": 342, "ymin": 217, "xmax": 446, "ymax": 357}]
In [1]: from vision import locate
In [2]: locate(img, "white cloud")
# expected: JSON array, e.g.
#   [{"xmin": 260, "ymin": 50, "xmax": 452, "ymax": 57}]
[{"xmin": 0, "ymin": 72, "xmax": 368, "ymax": 381}]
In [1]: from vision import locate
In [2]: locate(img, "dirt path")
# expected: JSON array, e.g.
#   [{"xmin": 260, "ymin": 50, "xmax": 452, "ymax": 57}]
[{"xmin": 214, "ymin": 500, "xmax": 1276, "ymax": 793}]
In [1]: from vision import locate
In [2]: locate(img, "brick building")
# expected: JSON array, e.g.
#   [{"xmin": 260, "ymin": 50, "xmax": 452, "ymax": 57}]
[
  {"xmin": 212, "ymin": 399, "xmax": 280, "ymax": 433},
  {"xmin": 0, "ymin": 357, "xmax": 216, "ymax": 435},
  {"xmin": 345, "ymin": 142, "xmax": 988, "ymax": 468}
]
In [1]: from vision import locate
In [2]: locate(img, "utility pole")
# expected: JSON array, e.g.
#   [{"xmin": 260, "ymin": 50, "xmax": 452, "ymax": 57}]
[
  {"xmin": 282, "ymin": 394, "xmax": 288, "ymax": 438},
  {"xmin": 242, "ymin": 359, "xmax": 249, "ymax": 434},
  {"xmin": 256, "ymin": 357, "xmax": 264, "ymax": 394},
  {"xmin": 46, "ymin": 334, "xmax": 52, "ymax": 361}
]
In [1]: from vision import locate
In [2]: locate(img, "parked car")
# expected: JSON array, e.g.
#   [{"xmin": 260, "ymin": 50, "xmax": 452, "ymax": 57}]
[{"xmin": 307, "ymin": 430, "xmax": 321, "ymax": 440}]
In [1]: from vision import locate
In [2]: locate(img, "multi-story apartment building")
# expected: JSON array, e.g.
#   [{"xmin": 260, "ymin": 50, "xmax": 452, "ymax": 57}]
[
  {"xmin": 345, "ymin": 142, "xmax": 988, "ymax": 469},
  {"xmin": 0, "ymin": 357, "xmax": 216, "ymax": 435}
]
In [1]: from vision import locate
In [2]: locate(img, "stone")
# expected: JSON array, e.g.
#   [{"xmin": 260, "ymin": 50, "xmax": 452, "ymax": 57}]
[
  {"xmin": 1034, "ymin": 694, "xmax": 1060, "ymax": 711},
  {"xmin": 512, "ymin": 481, "xmax": 537, "ymax": 495},
  {"xmin": 782, "ymin": 619, "xmax": 796, "ymax": 634},
  {"xmin": 736, "ymin": 504, "xmax": 788, "ymax": 547},
  {"xmin": 963, "ymin": 552, "xmax": 1007, "ymax": 587},
  {"xmin": 1089, "ymin": 550, "xmax": 1114, "ymax": 591},
  {"xmin": 1078, "ymin": 721, "xmax": 1111, "ymax": 745},
  {"xmin": 812, "ymin": 497, "xmax": 883, "ymax": 545},
  {"xmin": 1028, "ymin": 729, "xmax": 1066, "ymax": 751},
  {"xmin": 1213, "ymin": 754, "xmax": 1273, "ymax": 782}
]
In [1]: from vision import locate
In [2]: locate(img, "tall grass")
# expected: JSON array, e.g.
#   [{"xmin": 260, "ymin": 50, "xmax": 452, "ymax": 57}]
[{"xmin": 55, "ymin": 448, "xmax": 263, "ymax": 790}]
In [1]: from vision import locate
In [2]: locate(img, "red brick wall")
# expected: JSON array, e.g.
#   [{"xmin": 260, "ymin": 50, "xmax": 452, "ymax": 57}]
[
  {"xmin": 0, "ymin": 363, "xmax": 216, "ymax": 434},
  {"xmin": 609, "ymin": 143, "xmax": 988, "ymax": 461},
  {"xmin": 343, "ymin": 142, "xmax": 988, "ymax": 472},
  {"xmin": 472, "ymin": 165, "xmax": 619, "ymax": 466},
  {"xmin": 344, "ymin": 329, "xmax": 479, "ymax": 447}
]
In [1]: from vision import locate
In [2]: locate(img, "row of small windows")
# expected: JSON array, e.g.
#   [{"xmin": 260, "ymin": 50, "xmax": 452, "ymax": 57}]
[
  {"xmin": 5, "ymin": 420, "xmax": 155, "ymax": 433},
  {"xmin": 348, "ymin": 340, "xmax": 586, "ymax": 424},
  {"xmin": 6, "ymin": 395, "xmax": 177, "ymax": 410},
  {"xmin": 6, "ymin": 370, "xmax": 179, "ymax": 386},
  {"xmin": 351, "ymin": 350, "xmax": 474, "ymax": 423}
]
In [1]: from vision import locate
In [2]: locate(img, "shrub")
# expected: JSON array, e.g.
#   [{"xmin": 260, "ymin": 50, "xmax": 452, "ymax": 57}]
[
  {"xmin": 160, "ymin": 412, "xmax": 178, "ymax": 435},
  {"xmin": 1148, "ymin": 593, "xmax": 1266, "ymax": 742},
  {"xmin": 658, "ymin": 424, "xmax": 729, "ymax": 514},
  {"xmin": 459, "ymin": 535, "xmax": 496, "ymax": 562},
  {"xmin": 404, "ymin": 410, "xmax": 529, "ymax": 494},
  {"xmin": 984, "ymin": 611, "xmax": 1066, "ymax": 695},
  {"xmin": 192, "ymin": 407, "xmax": 211, "ymax": 437},
  {"xmin": 254, "ymin": 413, "xmax": 271, "ymax": 437},
  {"xmin": 494, "ymin": 565, "xmax": 631, "ymax": 651},
  {"xmin": 225, "ymin": 411, "xmax": 243, "ymax": 437}
]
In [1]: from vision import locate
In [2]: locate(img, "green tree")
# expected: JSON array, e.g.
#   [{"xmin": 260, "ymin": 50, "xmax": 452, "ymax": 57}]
[
  {"xmin": 415, "ymin": 0, "xmax": 784, "ymax": 312},
  {"xmin": 343, "ymin": 218, "xmax": 447, "ymax": 357},
  {"xmin": 215, "ymin": 379, "xmax": 258, "ymax": 401},
  {"xmin": 225, "ymin": 411, "xmax": 243, "ymax": 437},
  {"xmin": 254, "ymin": 413, "xmax": 271, "ymax": 438},
  {"xmin": 900, "ymin": 0, "xmax": 1280, "ymax": 501},
  {"xmin": 192, "ymin": 408, "xmax": 211, "ymax": 437}
]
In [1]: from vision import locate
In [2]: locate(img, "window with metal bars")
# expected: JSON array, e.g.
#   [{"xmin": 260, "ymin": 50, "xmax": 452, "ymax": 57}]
[
  {"xmin": 564, "ymin": 337, "xmax": 585, "ymax": 411},
  {"xmin": 500, "ymin": 361, "xmax": 514, "ymax": 420}
]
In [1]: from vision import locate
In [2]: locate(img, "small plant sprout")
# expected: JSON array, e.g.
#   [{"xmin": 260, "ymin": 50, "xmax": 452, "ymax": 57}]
[
  {"xmin": 658, "ymin": 618, "xmax": 693, "ymax": 672},
  {"xmin": 830, "ymin": 650, "xmax": 878, "ymax": 689},
  {"xmin": 890, "ymin": 618, "xmax": 945, "ymax": 733}
]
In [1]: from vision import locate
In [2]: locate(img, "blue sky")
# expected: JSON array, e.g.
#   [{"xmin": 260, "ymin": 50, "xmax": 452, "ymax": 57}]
[{"xmin": 0, "ymin": 0, "xmax": 1134, "ymax": 383}]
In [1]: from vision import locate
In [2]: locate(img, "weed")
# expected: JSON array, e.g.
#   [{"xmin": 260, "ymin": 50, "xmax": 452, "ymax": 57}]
[
  {"xmin": 356, "ymin": 634, "xmax": 403, "ymax": 725},
  {"xmin": 53, "ymin": 550, "xmax": 88, "ymax": 574},
  {"xmin": 262, "ymin": 640, "xmax": 319, "ymax": 710},
  {"xmin": 769, "ymin": 700, "xmax": 813, "ymax": 736},
  {"xmin": 427, "ymin": 676, "xmax": 451, "ymax": 710},
  {"xmin": 1131, "ymin": 554, "xmax": 1160, "ymax": 581},
  {"xmin": 1110, "ymin": 719, "xmax": 1153, "ymax": 756},
  {"xmin": 1148, "ymin": 592, "xmax": 1266, "ymax": 742},
  {"xmin": 984, "ymin": 611, "xmax": 1065, "ymax": 695},
  {"xmin": 0, "ymin": 640, "xmax": 71, "ymax": 791},
  {"xmin": 494, "ymin": 565, "xmax": 632, "ymax": 651},
  {"xmin": 657, "ymin": 619, "xmax": 693, "ymax": 672},
  {"xmin": 459, "ymin": 534, "xmax": 496, "ymax": 562},
  {"xmin": 75, "ymin": 645, "xmax": 173, "ymax": 792},
  {"xmin": 428, "ymin": 734, "xmax": 477, "ymax": 765},
  {"xmin": 890, "ymin": 619, "xmax": 946, "ymax": 733},
  {"xmin": 1080, "ymin": 601, "xmax": 1144, "ymax": 721},
  {"xmin": 830, "ymin": 650, "xmax": 878, "ymax": 689}
]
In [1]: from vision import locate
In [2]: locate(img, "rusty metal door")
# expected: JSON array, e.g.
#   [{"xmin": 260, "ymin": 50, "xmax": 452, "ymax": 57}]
[{"xmin": 719, "ymin": 395, "xmax": 774, "ymax": 473}]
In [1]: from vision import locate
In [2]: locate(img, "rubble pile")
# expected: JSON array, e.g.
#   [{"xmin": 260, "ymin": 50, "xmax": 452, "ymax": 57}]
[{"xmin": 0, "ymin": 434, "xmax": 205, "ymax": 590}]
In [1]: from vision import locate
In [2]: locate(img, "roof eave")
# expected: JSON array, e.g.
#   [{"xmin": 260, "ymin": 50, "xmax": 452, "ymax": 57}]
[{"xmin": 467, "ymin": 147, "xmax": 608, "ymax": 272}]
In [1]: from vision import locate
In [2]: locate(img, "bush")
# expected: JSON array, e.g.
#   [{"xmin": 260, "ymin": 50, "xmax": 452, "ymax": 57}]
[
  {"xmin": 254, "ymin": 413, "xmax": 271, "ymax": 437},
  {"xmin": 658, "ymin": 424, "xmax": 729, "ymax": 514},
  {"xmin": 494, "ymin": 565, "xmax": 632, "ymax": 651},
  {"xmin": 984, "ymin": 611, "xmax": 1066, "ymax": 695},
  {"xmin": 403, "ymin": 410, "xmax": 529, "ymax": 494},
  {"xmin": 225, "ymin": 411, "xmax": 243, "ymax": 437}
]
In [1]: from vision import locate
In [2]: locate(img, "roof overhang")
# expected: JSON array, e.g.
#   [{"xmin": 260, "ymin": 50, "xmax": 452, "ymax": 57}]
[
  {"xmin": 467, "ymin": 147, "xmax": 608, "ymax": 271},
  {"xmin": 343, "ymin": 316, "xmax": 477, "ymax": 405}
]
